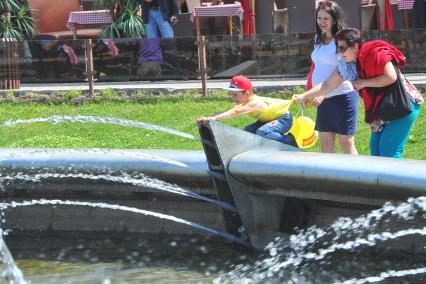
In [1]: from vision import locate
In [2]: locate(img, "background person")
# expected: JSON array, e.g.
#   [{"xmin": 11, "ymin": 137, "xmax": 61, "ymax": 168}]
[
  {"xmin": 346, "ymin": 29, "xmax": 423, "ymax": 158},
  {"xmin": 141, "ymin": 0, "xmax": 180, "ymax": 38},
  {"xmin": 197, "ymin": 76, "xmax": 298, "ymax": 147},
  {"xmin": 294, "ymin": 28, "xmax": 423, "ymax": 158},
  {"xmin": 304, "ymin": 0, "xmax": 358, "ymax": 155},
  {"xmin": 178, "ymin": 0, "xmax": 188, "ymax": 12},
  {"xmin": 136, "ymin": 38, "xmax": 163, "ymax": 80}
]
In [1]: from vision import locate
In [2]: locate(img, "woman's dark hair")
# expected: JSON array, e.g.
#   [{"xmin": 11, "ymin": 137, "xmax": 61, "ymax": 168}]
[
  {"xmin": 336, "ymin": 28, "xmax": 363, "ymax": 48},
  {"xmin": 314, "ymin": 1, "xmax": 348, "ymax": 45}
]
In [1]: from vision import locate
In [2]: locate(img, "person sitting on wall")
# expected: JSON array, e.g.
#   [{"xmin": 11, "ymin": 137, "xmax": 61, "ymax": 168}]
[
  {"xmin": 31, "ymin": 38, "xmax": 78, "ymax": 65},
  {"xmin": 197, "ymin": 75, "xmax": 298, "ymax": 147},
  {"xmin": 136, "ymin": 37, "xmax": 164, "ymax": 81}
]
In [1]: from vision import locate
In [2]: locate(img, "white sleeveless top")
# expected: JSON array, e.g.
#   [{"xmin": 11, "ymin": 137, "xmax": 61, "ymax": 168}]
[{"xmin": 311, "ymin": 38, "xmax": 354, "ymax": 98}]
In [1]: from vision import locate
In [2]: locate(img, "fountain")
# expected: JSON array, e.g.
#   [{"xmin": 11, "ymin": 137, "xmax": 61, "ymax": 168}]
[
  {"xmin": 0, "ymin": 229, "xmax": 26, "ymax": 284},
  {"xmin": 0, "ymin": 117, "xmax": 425, "ymax": 283}
]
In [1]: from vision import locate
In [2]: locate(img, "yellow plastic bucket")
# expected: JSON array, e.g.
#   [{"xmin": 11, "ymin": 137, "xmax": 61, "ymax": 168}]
[{"xmin": 288, "ymin": 116, "xmax": 318, "ymax": 149}]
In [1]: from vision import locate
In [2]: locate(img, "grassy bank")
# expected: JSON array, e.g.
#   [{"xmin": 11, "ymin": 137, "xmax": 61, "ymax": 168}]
[{"xmin": 0, "ymin": 91, "xmax": 424, "ymax": 159}]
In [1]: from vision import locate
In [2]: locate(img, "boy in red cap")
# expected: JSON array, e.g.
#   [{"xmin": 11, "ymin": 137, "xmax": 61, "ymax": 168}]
[{"xmin": 197, "ymin": 75, "xmax": 297, "ymax": 146}]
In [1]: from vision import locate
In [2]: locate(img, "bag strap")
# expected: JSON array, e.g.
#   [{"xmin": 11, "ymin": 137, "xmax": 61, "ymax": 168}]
[{"xmin": 295, "ymin": 102, "xmax": 305, "ymax": 118}]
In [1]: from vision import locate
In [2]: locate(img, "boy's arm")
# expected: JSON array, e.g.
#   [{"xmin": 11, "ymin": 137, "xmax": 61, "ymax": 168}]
[{"xmin": 197, "ymin": 103, "xmax": 257, "ymax": 124}]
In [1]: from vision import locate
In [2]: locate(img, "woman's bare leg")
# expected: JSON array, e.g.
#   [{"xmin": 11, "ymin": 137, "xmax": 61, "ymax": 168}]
[
  {"xmin": 339, "ymin": 134, "xmax": 358, "ymax": 154},
  {"xmin": 319, "ymin": 132, "xmax": 336, "ymax": 153}
]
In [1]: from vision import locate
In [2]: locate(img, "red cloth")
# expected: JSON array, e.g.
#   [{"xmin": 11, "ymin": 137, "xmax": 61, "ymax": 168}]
[
  {"xmin": 305, "ymin": 61, "xmax": 315, "ymax": 91},
  {"xmin": 376, "ymin": 0, "xmax": 394, "ymax": 30},
  {"xmin": 357, "ymin": 40, "xmax": 406, "ymax": 123},
  {"xmin": 241, "ymin": 0, "xmax": 254, "ymax": 35},
  {"xmin": 384, "ymin": 0, "xmax": 394, "ymax": 30}
]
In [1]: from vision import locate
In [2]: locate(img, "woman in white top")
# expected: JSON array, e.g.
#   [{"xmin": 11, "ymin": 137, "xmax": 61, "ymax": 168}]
[{"xmin": 304, "ymin": 1, "xmax": 358, "ymax": 154}]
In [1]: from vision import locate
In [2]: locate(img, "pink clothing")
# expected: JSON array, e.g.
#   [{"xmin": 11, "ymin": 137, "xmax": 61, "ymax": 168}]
[
  {"xmin": 102, "ymin": 39, "xmax": 119, "ymax": 57},
  {"xmin": 61, "ymin": 44, "xmax": 78, "ymax": 65}
]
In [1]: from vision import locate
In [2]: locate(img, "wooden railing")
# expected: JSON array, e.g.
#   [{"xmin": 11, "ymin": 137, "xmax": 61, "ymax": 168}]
[{"xmin": 0, "ymin": 39, "xmax": 20, "ymax": 90}]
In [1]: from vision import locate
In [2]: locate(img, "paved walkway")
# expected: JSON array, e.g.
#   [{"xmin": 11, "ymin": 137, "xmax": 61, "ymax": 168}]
[
  {"xmin": 4, "ymin": 74, "xmax": 426, "ymax": 93},
  {"xmin": 18, "ymin": 78, "xmax": 306, "ymax": 92}
]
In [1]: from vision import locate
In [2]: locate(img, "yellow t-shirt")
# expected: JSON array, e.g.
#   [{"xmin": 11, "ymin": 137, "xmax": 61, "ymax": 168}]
[{"xmin": 247, "ymin": 97, "xmax": 292, "ymax": 122}]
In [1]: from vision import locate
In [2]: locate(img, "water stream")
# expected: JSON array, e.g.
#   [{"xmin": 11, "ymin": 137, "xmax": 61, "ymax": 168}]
[
  {"xmin": 0, "ymin": 148, "xmax": 190, "ymax": 168},
  {"xmin": 0, "ymin": 171, "xmax": 237, "ymax": 213},
  {"xmin": 0, "ymin": 230, "xmax": 27, "ymax": 284},
  {"xmin": 3, "ymin": 115, "xmax": 197, "ymax": 140},
  {"xmin": 0, "ymin": 200, "xmax": 248, "ymax": 247}
]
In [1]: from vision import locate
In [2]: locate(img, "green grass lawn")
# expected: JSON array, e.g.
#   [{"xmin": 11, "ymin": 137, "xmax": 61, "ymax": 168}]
[{"xmin": 0, "ymin": 94, "xmax": 424, "ymax": 159}]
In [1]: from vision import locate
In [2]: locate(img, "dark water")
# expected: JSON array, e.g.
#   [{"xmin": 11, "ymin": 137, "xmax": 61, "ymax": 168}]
[
  {"xmin": 2, "ymin": 197, "xmax": 426, "ymax": 284},
  {"xmin": 6, "ymin": 235, "xmax": 254, "ymax": 284}
]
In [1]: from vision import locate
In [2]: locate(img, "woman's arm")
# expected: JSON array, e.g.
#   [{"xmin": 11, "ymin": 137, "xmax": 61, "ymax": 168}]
[
  {"xmin": 293, "ymin": 68, "xmax": 343, "ymax": 103},
  {"xmin": 352, "ymin": 61, "xmax": 397, "ymax": 90}
]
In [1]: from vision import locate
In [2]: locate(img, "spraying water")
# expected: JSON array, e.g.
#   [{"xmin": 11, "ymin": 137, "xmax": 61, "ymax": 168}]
[
  {"xmin": 3, "ymin": 115, "xmax": 196, "ymax": 140},
  {"xmin": 0, "ymin": 229, "xmax": 27, "ymax": 284},
  {"xmin": 0, "ymin": 199, "xmax": 249, "ymax": 247},
  {"xmin": 0, "ymin": 170, "xmax": 236, "ymax": 212},
  {"xmin": 0, "ymin": 148, "xmax": 192, "ymax": 169},
  {"xmin": 1, "ymin": 197, "xmax": 425, "ymax": 283},
  {"xmin": 216, "ymin": 196, "xmax": 426, "ymax": 283}
]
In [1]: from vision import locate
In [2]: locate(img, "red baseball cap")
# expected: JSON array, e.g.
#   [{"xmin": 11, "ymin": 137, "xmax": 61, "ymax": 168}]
[{"xmin": 223, "ymin": 75, "xmax": 252, "ymax": 92}]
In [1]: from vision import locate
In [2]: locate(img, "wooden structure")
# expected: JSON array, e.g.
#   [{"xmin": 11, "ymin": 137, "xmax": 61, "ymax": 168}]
[
  {"xmin": 0, "ymin": 39, "xmax": 20, "ymax": 90},
  {"xmin": 273, "ymin": 0, "xmax": 377, "ymax": 34},
  {"xmin": 255, "ymin": 0, "xmax": 274, "ymax": 34},
  {"xmin": 67, "ymin": 10, "xmax": 112, "ymax": 40},
  {"xmin": 191, "ymin": 3, "xmax": 244, "ymax": 37},
  {"xmin": 27, "ymin": 0, "xmax": 103, "ymax": 39}
]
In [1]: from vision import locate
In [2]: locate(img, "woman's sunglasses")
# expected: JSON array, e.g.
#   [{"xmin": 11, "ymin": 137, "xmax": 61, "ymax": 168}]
[
  {"xmin": 318, "ymin": 1, "xmax": 333, "ymax": 8},
  {"xmin": 337, "ymin": 45, "xmax": 350, "ymax": 53}
]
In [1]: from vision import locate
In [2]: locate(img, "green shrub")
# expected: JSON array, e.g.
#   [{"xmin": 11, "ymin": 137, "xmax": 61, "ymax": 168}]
[{"xmin": 100, "ymin": 88, "xmax": 119, "ymax": 100}]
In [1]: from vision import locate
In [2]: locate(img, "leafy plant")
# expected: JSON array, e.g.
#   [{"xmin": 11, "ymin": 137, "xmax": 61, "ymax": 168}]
[
  {"xmin": 0, "ymin": 0, "xmax": 35, "ymax": 40},
  {"xmin": 100, "ymin": 87, "xmax": 119, "ymax": 99},
  {"xmin": 0, "ymin": 0, "xmax": 20, "ymax": 12},
  {"xmin": 95, "ymin": 0, "xmax": 145, "ymax": 38},
  {"xmin": 58, "ymin": 89, "xmax": 82, "ymax": 101}
]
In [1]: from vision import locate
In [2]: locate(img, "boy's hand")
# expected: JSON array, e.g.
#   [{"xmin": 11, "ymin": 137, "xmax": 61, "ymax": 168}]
[{"xmin": 196, "ymin": 116, "xmax": 215, "ymax": 125}]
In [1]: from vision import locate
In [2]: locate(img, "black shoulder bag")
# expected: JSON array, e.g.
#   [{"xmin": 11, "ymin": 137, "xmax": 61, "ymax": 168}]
[{"xmin": 375, "ymin": 63, "xmax": 412, "ymax": 121}]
